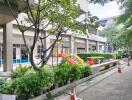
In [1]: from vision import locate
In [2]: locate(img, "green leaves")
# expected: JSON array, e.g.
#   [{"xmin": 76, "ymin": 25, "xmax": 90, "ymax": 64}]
[
  {"xmin": 11, "ymin": 65, "xmax": 33, "ymax": 79},
  {"xmin": 0, "ymin": 0, "xmax": 4, "ymax": 3},
  {"xmin": 34, "ymin": 0, "xmax": 86, "ymax": 34},
  {"xmin": 116, "ymin": 0, "xmax": 132, "ymax": 28},
  {"xmin": 13, "ymin": 67, "xmax": 54, "ymax": 98}
]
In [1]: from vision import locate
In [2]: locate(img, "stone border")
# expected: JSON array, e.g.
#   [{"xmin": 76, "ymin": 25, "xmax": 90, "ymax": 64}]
[{"xmin": 0, "ymin": 71, "xmax": 11, "ymax": 77}]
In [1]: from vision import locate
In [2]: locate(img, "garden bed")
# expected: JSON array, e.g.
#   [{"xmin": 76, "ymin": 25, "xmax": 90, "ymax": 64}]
[
  {"xmin": 0, "ymin": 60, "xmax": 119, "ymax": 100},
  {"xmin": 29, "ymin": 61, "xmax": 118, "ymax": 100}
]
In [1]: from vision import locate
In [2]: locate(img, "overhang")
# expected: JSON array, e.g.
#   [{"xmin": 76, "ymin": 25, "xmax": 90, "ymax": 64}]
[{"xmin": 0, "ymin": 0, "xmax": 33, "ymax": 25}]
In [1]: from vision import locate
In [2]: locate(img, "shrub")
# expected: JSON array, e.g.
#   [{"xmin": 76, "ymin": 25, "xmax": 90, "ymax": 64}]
[
  {"xmin": 54, "ymin": 64, "xmax": 91, "ymax": 85},
  {"xmin": 83, "ymin": 64, "xmax": 92, "ymax": 76},
  {"xmin": 59, "ymin": 59, "xmax": 67, "ymax": 65},
  {"xmin": 68, "ymin": 64, "xmax": 81, "ymax": 81},
  {"xmin": 54, "ymin": 64, "xmax": 71, "ymax": 85},
  {"xmin": 54, "ymin": 63, "xmax": 92, "ymax": 85},
  {"xmin": 0, "ymin": 79, "xmax": 5, "ymax": 86},
  {"xmin": 79, "ymin": 64, "xmax": 92, "ymax": 77},
  {"xmin": 78, "ymin": 52, "xmax": 114, "ymax": 61},
  {"xmin": 11, "ymin": 65, "xmax": 33, "ymax": 79},
  {"xmin": 0, "ymin": 64, "xmax": 92, "ymax": 98},
  {"xmin": 0, "ymin": 80, "xmax": 15, "ymax": 94},
  {"xmin": 14, "ymin": 68, "xmax": 54, "ymax": 99}
]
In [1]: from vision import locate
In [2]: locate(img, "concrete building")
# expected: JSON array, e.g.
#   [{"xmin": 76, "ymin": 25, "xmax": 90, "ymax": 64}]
[
  {"xmin": 0, "ymin": 0, "xmax": 107, "ymax": 70},
  {"xmin": 0, "ymin": 0, "xmax": 34, "ymax": 72}
]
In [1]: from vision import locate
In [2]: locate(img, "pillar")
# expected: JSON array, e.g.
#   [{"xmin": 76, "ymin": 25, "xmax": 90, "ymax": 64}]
[
  {"xmin": 104, "ymin": 43, "xmax": 108, "ymax": 53},
  {"xmin": 3, "ymin": 22, "xmax": 13, "ymax": 72},
  {"xmin": 70, "ymin": 35, "xmax": 75, "ymax": 55},
  {"xmin": 86, "ymin": 39, "xmax": 89, "ymax": 52},
  {"xmin": 96, "ymin": 41, "xmax": 99, "ymax": 52},
  {"xmin": 16, "ymin": 47, "xmax": 21, "ymax": 60}
]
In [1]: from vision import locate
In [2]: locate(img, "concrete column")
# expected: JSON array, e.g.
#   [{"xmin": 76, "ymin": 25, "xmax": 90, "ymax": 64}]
[
  {"xmin": 104, "ymin": 43, "xmax": 108, "ymax": 53},
  {"xmin": 85, "ymin": 39, "xmax": 89, "ymax": 52},
  {"xmin": 70, "ymin": 36, "xmax": 74, "ymax": 55},
  {"xmin": 3, "ymin": 22, "xmax": 13, "ymax": 72},
  {"xmin": 96, "ymin": 41, "xmax": 99, "ymax": 52},
  {"xmin": 16, "ymin": 48, "xmax": 21, "ymax": 59}
]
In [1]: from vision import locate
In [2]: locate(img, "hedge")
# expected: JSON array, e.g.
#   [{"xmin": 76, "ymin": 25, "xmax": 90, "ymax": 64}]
[
  {"xmin": 0, "ymin": 64, "xmax": 92, "ymax": 99},
  {"xmin": 78, "ymin": 52, "xmax": 114, "ymax": 61}
]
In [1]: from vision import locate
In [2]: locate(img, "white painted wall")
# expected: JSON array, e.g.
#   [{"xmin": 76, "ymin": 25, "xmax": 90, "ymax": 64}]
[{"xmin": 77, "ymin": 0, "xmax": 89, "ymax": 12}]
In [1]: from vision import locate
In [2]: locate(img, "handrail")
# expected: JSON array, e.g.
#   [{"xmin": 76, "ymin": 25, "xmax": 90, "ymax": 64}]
[
  {"xmin": 92, "ymin": 60, "xmax": 119, "ymax": 68},
  {"xmin": 91, "ymin": 60, "xmax": 119, "ymax": 74}
]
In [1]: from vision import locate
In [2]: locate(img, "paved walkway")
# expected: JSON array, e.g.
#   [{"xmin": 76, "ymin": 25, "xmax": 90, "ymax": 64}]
[{"xmin": 55, "ymin": 61, "xmax": 132, "ymax": 100}]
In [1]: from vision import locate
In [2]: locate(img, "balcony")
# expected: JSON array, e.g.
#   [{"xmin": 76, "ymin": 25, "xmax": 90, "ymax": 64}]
[{"xmin": 89, "ymin": 33, "xmax": 107, "ymax": 43}]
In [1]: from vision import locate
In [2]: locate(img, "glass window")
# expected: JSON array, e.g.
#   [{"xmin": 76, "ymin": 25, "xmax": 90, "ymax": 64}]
[
  {"xmin": 77, "ymin": 48, "xmax": 86, "ymax": 54},
  {"xmin": 13, "ymin": 48, "xmax": 16, "ymax": 59},
  {"xmin": 21, "ymin": 48, "xmax": 28, "ymax": 59},
  {"xmin": 37, "ymin": 45, "xmax": 43, "ymax": 58}
]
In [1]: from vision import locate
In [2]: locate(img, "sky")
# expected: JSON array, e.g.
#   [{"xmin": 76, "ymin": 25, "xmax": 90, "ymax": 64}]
[{"xmin": 89, "ymin": 1, "xmax": 121, "ymax": 19}]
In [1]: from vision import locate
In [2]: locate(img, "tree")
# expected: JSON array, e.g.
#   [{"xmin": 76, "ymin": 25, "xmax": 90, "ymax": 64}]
[
  {"xmin": 1, "ymin": 0, "xmax": 97, "ymax": 70},
  {"xmin": 116, "ymin": 0, "xmax": 132, "ymax": 28},
  {"xmin": 99, "ymin": 23, "xmax": 132, "ymax": 65},
  {"xmin": 100, "ymin": 24, "xmax": 132, "ymax": 50}
]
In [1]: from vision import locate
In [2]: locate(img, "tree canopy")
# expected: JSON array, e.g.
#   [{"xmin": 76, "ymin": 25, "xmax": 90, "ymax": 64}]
[
  {"xmin": 99, "ymin": 23, "xmax": 132, "ymax": 51},
  {"xmin": 116, "ymin": 0, "xmax": 132, "ymax": 28}
]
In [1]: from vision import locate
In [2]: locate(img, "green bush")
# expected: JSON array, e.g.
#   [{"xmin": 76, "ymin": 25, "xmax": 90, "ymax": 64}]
[
  {"xmin": 59, "ymin": 59, "xmax": 67, "ymax": 65},
  {"xmin": 0, "ymin": 64, "xmax": 92, "ymax": 99},
  {"xmin": 117, "ymin": 50, "xmax": 132, "ymax": 59},
  {"xmin": 78, "ymin": 64, "xmax": 92, "ymax": 78},
  {"xmin": 54, "ymin": 64, "xmax": 91, "ymax": 85},
  {"xmin": 78, "ymin": 52, "xmax": 114, "ymax": 61},
  {"xmin": 11, "ymin": 65, "xmax": 33, "ymax": 79},
  {"xmin": 0, "ymin": 80, "xmax": 15, "ymax": 94},
  {"xmin": 0, "ymin": 79, "xmax": 5, "ymax": 86},
  {"xmin": 54, "ymin": 64, "xmax": 71, "ymax": 85},
  {"xmin": 13, "ymin": 68, "xmax": 54, "ymax": 99},
  {"xmin": 69, "ymin": 64, "xmax": 81, "ymax": 81}
]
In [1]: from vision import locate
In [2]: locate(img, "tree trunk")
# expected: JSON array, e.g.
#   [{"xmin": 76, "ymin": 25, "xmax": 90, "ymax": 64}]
[{"xmin": 127, "ymin": 54, "xmax": 131, "ymax": 66}]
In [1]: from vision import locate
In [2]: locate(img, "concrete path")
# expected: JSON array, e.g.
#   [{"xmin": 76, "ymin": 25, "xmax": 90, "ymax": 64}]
[{"xmin": 55, "ymin": 61, "xmax": 132, "ymax": 100}]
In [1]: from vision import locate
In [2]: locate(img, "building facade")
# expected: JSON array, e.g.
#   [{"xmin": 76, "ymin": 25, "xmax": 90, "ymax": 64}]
[{"xmin": 0, "ymin": 0, "xmax": 107, "ymax": 68}]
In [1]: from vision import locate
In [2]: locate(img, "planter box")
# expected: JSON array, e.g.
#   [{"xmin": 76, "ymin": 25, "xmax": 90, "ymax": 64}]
[
  {"xmin": 0, "ymin": 60, "xmax": 118, "ymax": 100},
  {"xmin": 29, "ymin": 61, "xmax": 118, "ymax": 100},
  {"xmin": 0, "ymin": 94, "xmax": 16, "ymax": 100}
]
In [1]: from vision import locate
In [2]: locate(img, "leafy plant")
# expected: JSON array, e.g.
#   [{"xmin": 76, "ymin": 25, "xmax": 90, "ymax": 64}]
[
  {"xmin": 59, "ymin": 59, "xmax": 67, "ymax": 65},
  {"xmin": 0, "ymin": 64, "xmax": 92, "ymax": 98},
  {"xmin": 78, "ymin": 52, "xmax": 114, "ymax": 61},
  {"xmin": 46, "ymin": 92, "xmax": 54, "ymax": 100},
  {"xmin": 79, "ymin": 64, "xmax": 92, "ymax": 77},
  {"xmin": 54, "ymin": 64, "xmax": 71, "ymax": 85},
  {"xmin": 69, "ymin": 64, "xmax": 81, "ymax": 81},
  {"xmin": 0, "ymin": 79, "xmax": 5, "ymax": 86},
  {"xmin": 11, "ymin": 65, "xmax": 32, "ymax": 79},
  {"xmin": 0, "ymin": 80, "xmax": 15, "ymax": 94},
  {"xmin": 14, "ymin": 68, "xmax": 54, "ymax": 99}
]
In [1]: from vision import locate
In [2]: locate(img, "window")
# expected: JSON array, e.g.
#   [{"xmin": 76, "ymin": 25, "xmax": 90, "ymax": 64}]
[
  {"xmin": 37, "ymin": 45, "xmax": 43, "ymax": 58},
  {"xmin": 13, "ymin": 48, "xmax": 16, "ymax": 59},
  {"xmin": 21, "ymin": 48, "xmax": 28, "ymax": 59},
  {"xmin": 77, "ymin": 48, "xmax": 86, "ymax": 54}
]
